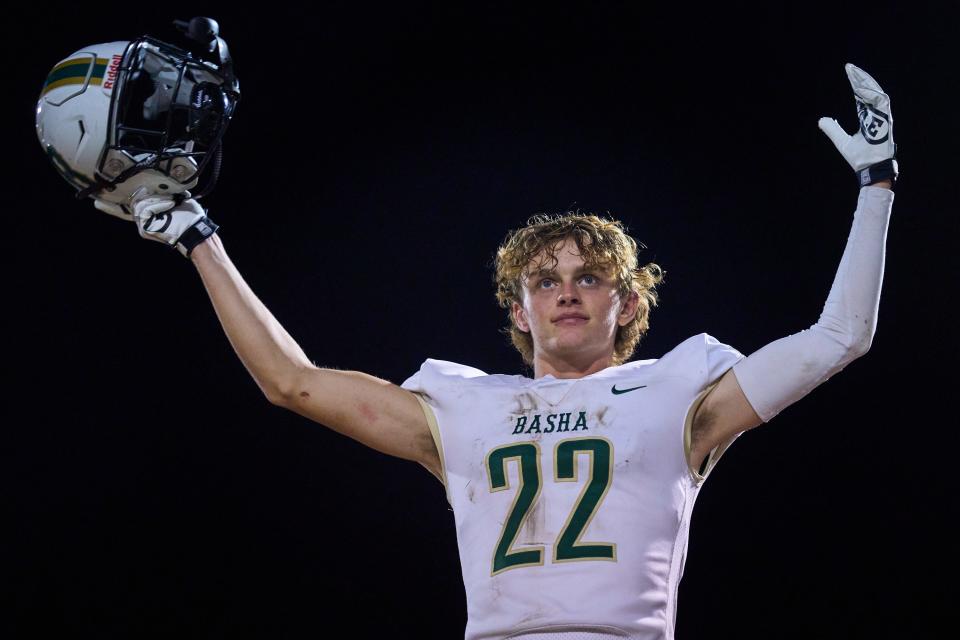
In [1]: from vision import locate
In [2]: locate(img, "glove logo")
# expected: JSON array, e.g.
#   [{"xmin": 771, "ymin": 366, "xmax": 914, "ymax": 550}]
[
  {"xmin": 145, "ymin": 212, "xmax": 173, "ymax": 234},
  {"xmin": 856, "ymin": 100, "xmax": 890, "ymax": 145}
]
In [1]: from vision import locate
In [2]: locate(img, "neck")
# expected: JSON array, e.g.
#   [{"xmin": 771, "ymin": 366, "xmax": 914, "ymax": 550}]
[{"xmin": 533, "ymin": 349, "xmax": 615, "ymax": 379}]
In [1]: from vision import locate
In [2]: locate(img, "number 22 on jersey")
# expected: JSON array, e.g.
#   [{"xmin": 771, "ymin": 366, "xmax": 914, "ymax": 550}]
[{"xmin": 486, "ymin": 436, "xmax": 615, "ymax": 576}]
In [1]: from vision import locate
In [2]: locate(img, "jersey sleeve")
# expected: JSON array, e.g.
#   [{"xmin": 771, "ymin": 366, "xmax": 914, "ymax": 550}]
[
  {"xmin": 401, "ymin": 359, "xmax": 488, "ymax": 397},
  {"xmin": 702, "ymin": 333, "xmax": 747, "ymax": 386},
  {"xmin": 400, "ymin": 359, "xmax": 488, "ymax": 505},
  {"xmin": 684, "ymin": 333, "xmax": 749, "ymax": 484}
]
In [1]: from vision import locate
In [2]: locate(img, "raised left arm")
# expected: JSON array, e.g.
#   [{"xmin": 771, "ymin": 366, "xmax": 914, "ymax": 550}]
[
  {"xmin": 693, "ymin": 183, "xmax": 894, "ymax": 463},
  {"xmin": 691, "ymin": 64, "xmax": 897, "ymax": 460}
]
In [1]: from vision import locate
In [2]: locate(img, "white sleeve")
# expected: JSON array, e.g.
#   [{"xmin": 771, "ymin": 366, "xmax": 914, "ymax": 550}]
[{"xmin": 732, "ymin": 185, "xmax": 894, "ymax": 423}]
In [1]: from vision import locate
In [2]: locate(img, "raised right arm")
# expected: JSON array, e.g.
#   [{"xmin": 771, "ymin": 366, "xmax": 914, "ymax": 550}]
[{"xmin": 190, "ymin": 234, "xmax": 440, "ymax": 478}]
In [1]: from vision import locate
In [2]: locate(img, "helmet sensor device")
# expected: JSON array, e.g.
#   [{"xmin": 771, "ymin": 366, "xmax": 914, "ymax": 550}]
[{"xmin": 36, "ymin": 20, "xmax": 240, "ymax": 217}]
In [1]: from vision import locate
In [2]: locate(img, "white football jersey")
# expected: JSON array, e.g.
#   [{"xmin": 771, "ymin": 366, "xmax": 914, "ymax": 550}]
[{"xmin": 401, "ymin": 333, "xmax": 748, "ymax": 640}]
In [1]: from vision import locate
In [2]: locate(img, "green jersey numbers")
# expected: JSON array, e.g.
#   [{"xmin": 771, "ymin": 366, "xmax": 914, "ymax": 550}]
[
  {"xmin": 487, "ymin": 443, "xmax": 545, "ymax": 574},
  {"xmin": 486, "ymin": 437, "xmax": 615, "ymax": 576},
  {"xmin": 554, "ymin": 438, "xmax": 616, "ymax": 562}
]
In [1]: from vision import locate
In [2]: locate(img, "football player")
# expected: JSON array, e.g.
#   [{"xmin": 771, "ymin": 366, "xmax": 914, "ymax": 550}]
[{"xmin": 41, "ymin": 47, "xmax": 897, "ymax": 638}]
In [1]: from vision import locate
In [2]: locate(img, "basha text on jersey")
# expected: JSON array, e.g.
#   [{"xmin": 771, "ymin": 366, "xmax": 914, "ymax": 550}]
[{"xmin": 512, "ymin": 412, "xmax": 590, "ymax": 435}]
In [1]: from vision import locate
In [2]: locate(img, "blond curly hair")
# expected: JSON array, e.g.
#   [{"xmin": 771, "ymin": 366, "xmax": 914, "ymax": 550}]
[{"xmin": 493, "ymin": 212, "xmax": 665, "ymax": 367}]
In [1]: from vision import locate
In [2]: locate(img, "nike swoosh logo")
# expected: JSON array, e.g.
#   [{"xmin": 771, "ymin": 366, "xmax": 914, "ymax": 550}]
[{"xmin": 611, "ymin": 384, "xmax": 647, "ymax": 395}]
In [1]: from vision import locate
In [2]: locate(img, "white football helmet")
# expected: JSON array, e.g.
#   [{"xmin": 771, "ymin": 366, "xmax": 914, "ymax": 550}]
[{"xmin": 36, "ymin": 30, "xmax": 240, "ymax": 221}]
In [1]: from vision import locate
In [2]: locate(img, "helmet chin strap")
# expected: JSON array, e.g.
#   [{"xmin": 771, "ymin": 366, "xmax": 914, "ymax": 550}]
[
  {"xmin": 187, "ymin": 140, "xmax": 222, "ymax": 201},
  {"xmin": 77, "ymin": 138, "xmax": 207, "ymax": 202},
  {"xmin": 74, "ymin": 153, "xmax": 160, "ymax": 201},
  {"xmin": 92, "ymin": 198, "xmax": 132, "ymax": 221}
]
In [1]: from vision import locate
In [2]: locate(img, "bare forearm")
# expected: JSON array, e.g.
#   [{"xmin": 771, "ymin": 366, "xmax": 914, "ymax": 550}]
[
  {"xmin": 190, "ymin": 234, "xmax": 311, "ymax": 401},
  {"xmin": 188, "ymin": 236, "xmax": 438, "ymax": 473}
]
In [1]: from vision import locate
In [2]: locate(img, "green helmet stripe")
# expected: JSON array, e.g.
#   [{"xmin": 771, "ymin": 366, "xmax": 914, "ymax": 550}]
[{"xmin": 40, "ymin": 57, "xmax": 110, "ymax": 97}]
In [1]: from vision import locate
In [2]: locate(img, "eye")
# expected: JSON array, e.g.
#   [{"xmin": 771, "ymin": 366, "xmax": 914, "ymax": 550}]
[
  {"xmin": 538, "ymin": 278, "xmax": 556, "ymax": 289},
  {"xmin": 579, "ymin": 274, "xmax": 598, "ymax": 285}
]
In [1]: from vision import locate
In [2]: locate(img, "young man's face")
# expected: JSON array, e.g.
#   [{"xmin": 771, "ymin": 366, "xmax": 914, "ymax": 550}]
[{"xmin": 512, "ymin": 236, "xmax": 639, "ymax": 369}]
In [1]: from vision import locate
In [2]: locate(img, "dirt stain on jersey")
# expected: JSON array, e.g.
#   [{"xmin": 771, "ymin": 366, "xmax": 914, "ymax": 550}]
[
  {"xmin": 595, "ymin": 406, "xmax": 610, "ymax": 426},
  {"xmin": 511, "ymin": 392, "xmax": 540, "ymax": 416},
  {"xmin": 522, "ymin": 496, "xmax": 545, "ymax": 544},
  {"xmin": 515, "ymin": 605, "xmax": 547, "ymax": 627},
  {"xmin": 490, "ymin": 578, "xmax": 503, "ymax": 606}
]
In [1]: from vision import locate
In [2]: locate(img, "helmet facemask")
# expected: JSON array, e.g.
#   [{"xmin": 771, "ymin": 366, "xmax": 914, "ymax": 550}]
[
  {"xmin": 37, "ymin": 30, "xmax": 240, "ymax": 220},
  {"xmin": 84, "ymin": 36, "xmax": 239, "ymax": 204}
]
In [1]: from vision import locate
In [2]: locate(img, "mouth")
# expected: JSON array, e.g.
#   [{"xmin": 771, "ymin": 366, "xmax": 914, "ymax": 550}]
[{"xmin": 552, "ymin": 314, "xmax": 589, "ymax": 325}]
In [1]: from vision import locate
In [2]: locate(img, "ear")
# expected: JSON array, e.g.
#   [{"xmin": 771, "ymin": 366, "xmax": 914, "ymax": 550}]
[
  {"xmin": 512, "ymin": 300, "xmax": 530, "ymax": 333},
  {"xmin": 617, "ymin": 291, "xmax": 641, "ymax": 327}
]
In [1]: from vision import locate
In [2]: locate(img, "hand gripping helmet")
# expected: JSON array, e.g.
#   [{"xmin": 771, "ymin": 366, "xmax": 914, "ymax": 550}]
[{"xmin": 35, "ymin": 18, "xmax": 240, "ymax": 220}]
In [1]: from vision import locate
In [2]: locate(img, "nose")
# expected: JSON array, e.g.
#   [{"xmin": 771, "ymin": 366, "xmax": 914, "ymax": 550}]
[{"xmin": 557, "ymin": 282, "xmax": 581, "ymax": 306}]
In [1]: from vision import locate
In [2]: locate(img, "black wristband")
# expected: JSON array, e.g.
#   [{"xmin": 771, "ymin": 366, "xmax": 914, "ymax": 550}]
[
  {"xmin": 176, "ymin": 216, "xmax": 219, "ymax": 258},
  {"xmin": 857, "ymin": 158, "xmax": 899, "ymax": 188}
]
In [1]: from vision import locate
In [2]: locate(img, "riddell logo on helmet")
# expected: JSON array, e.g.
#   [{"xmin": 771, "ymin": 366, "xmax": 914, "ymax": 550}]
[{"xmin": 102, "ymin": 54, "xmax": 123, "ymax": 93}]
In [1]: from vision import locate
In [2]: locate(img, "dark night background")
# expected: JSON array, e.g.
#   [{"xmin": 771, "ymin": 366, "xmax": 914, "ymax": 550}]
[{"xmin": 6, "ymin": 2, "xmax": 957, "ymax": 638}]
